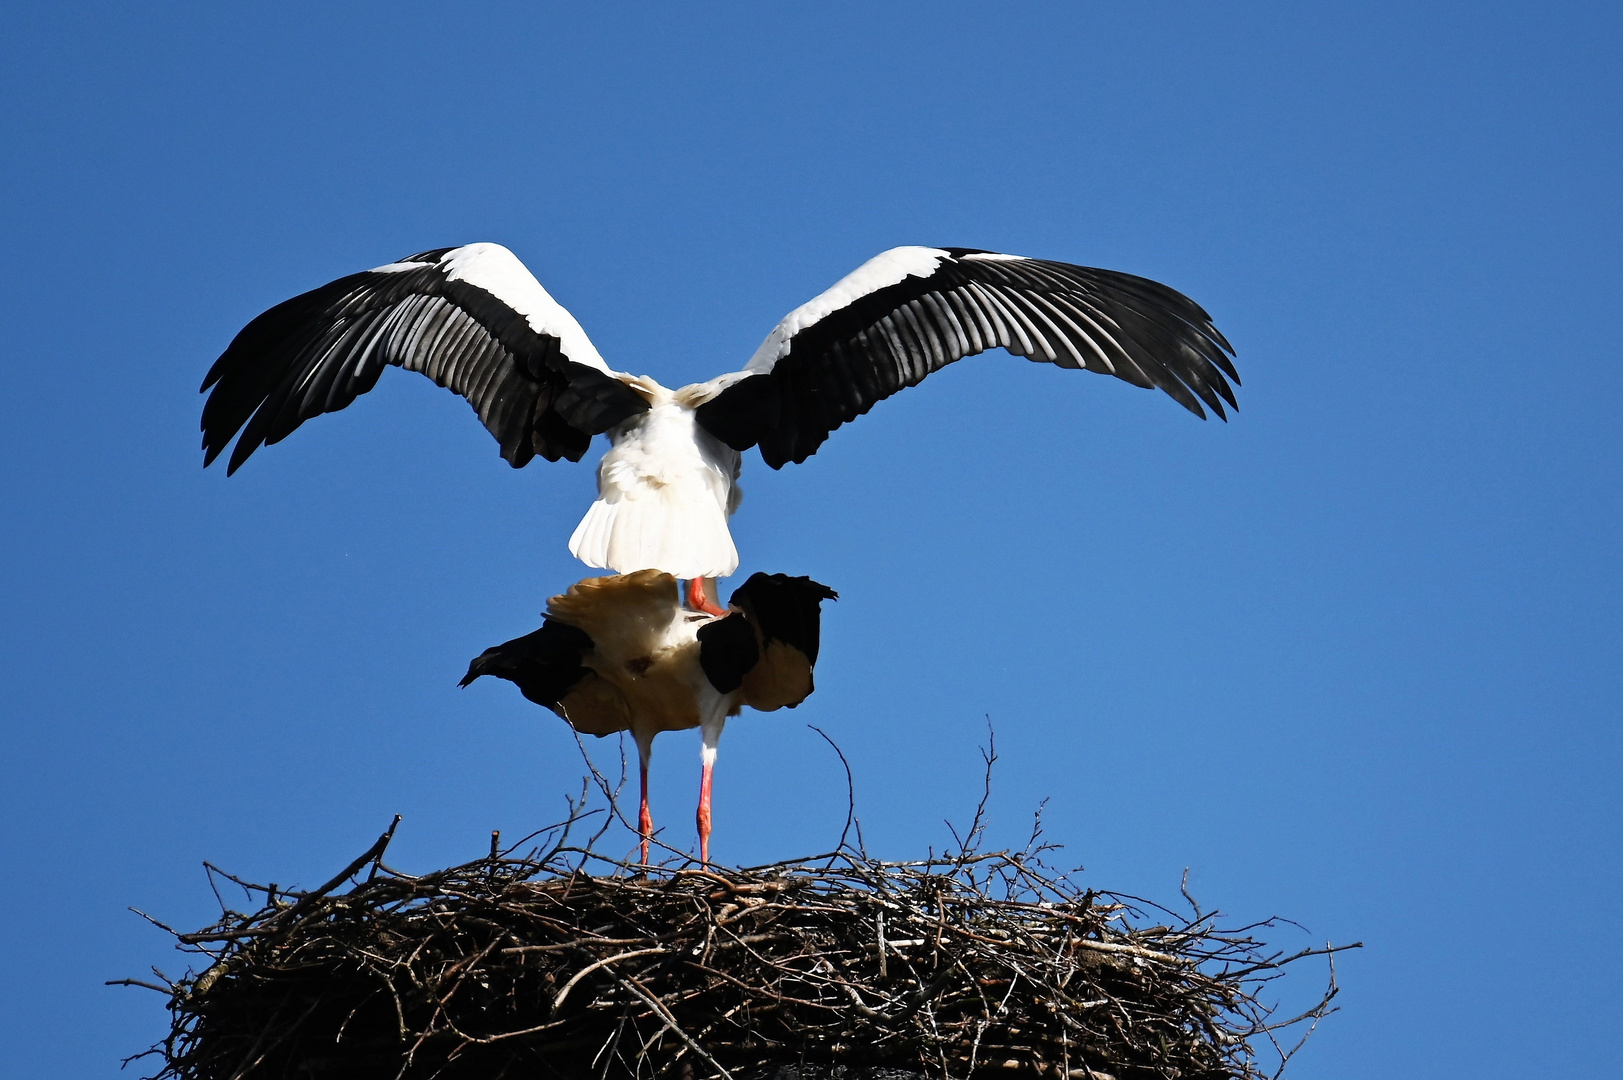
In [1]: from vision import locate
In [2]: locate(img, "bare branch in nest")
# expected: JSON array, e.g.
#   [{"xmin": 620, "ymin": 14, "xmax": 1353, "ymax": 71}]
[
  {"xmin": 946, "ymin": 720, "xmax": 997, "ymax": 865},
  {"xmin": 807, "ymin": 725, "xmax": 856, "ymax": 863},
  {"xmin": 121, "ymin": 804, "xmax": 1357, "ymax": 1080}
]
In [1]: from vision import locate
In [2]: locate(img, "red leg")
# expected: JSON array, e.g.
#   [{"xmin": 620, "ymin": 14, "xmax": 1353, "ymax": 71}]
[
  {"xmin": 696, "ymin": 759, "xmax": 714, "ymax": 864},
  {"xmin": 638, "ymin": 757, "xmax": 653, "ymax": 865},
  {"xmin": 686, "ymin": 577, "xmax": 728, "ymax": 618}
]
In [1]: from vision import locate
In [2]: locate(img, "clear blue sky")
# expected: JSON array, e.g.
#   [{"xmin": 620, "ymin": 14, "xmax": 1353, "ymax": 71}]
[{"xmin": 2, "ymin": 3, "xmax": 1618, "ymax": 1076}]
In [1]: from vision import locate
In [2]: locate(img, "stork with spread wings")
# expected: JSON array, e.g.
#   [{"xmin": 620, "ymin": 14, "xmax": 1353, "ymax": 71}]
[{"xmin": 201, "ymin": 243, "xmax": 1237, "ymax": 614}]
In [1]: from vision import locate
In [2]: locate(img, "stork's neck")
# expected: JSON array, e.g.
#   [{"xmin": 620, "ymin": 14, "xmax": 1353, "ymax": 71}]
[
  {"xmin": 618, "ymin": 374, "xmax": 741, "ymax": 411},
  {"xmin": 621, "ymin": 374, "xmax": 675, "ymax": 406}
]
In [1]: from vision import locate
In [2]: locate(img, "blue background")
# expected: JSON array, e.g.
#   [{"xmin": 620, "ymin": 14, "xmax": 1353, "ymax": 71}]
[{"xmin": 2, "ymin": 3, "xmax": 1618, "ymax": 1076}]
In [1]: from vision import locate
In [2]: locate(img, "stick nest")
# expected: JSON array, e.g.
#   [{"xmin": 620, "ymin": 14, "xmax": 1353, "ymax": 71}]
[{"xmin": 129, "ymin": 817, "xmax": 1348, "ymax": 1080}]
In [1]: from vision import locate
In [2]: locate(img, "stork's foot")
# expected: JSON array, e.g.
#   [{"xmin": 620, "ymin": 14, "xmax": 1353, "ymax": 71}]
[{"xmin": 686, "ymin": 577, "xmax": 729, "ymax": 618}]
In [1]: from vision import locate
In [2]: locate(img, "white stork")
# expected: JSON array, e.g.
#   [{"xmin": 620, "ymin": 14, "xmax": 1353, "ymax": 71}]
[
  {"xmin": 201, "ymin": 244, "xmax": 1237, "ymax": 615},
  {"xmin": 461, "ymin": 570, "xmax": 836, "ymax": 863}
]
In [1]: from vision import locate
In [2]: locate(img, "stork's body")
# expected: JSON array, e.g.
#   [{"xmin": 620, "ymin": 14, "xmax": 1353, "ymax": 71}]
[
  {"xmin": 548, "ymin": 571, "xmax": 734, "ymax": 850},
  {"xmin": 569, "ymin": 383, "xmax": 743, "ymax": 608},
  {"xmin": 461, "ymin": 570, "xmax": 835, "ymax": 862},
  {"xmin": 201, "ymin": 243, "xmax": 1239, "ymax": 596}
]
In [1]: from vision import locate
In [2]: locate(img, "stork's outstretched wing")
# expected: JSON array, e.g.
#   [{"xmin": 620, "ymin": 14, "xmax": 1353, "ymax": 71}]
[
  {"xmin": 201, "ymin": 243, "xmax": 649, "ymax": 473},
  {"xmin": 694, "ymin": 246, "xmax": 1238, "ymax": 468}
]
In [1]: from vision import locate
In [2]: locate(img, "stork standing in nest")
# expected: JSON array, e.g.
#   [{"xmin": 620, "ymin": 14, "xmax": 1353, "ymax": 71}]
[
  {"xmin": 200, "ymin": 243, "xmax": 1237, "ymax": 615},
  {"xmin": 462, "ymin": 570, "xmax": 836, "ymax": 863}
]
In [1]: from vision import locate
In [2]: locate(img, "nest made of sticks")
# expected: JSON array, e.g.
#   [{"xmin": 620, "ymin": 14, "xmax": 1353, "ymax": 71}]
[{"xmin": 123, "ymin": 809, "xmax": 1352, "ymax": 1080}]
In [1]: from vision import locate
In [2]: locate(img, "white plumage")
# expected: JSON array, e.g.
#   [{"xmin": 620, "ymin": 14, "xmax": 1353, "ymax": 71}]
[{"xmin": 568, "ymin": 381, "xmax": 744, "ymax": 580}]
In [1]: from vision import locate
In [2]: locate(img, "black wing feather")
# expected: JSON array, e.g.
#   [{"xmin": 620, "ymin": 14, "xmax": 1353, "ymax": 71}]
[
  {"xmin": 726, "ymin": 573, "xmax": 839, "ymax": 665},
  {"xmin": 696, "ymin": 613, "xmax": 761, "ymax": 695},
  {"xmin": 696, "ymin": 248, "xmax": 1239, "ymax": 468},
  {"xmin": 201, "ymin": 248, "xmax": 648, "ymax": 473},
  {"xmin": 459, "ymin": 619, "xmax": 596, "ymax": 716}
]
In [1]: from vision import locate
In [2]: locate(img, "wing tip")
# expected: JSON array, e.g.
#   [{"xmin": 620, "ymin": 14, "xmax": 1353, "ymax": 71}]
[{"xmin": 224, "ymin": 438, "xmax": 257, "ymax": 475}]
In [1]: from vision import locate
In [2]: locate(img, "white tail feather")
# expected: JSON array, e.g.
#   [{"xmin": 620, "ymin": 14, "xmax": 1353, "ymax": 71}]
[
  {"xmin": 569, "ymin": 490, "xmax": 739, "ymax": 579},
  {"xmin": 567, "ymin": 395, "xmax": 743, "ymax": 580}
]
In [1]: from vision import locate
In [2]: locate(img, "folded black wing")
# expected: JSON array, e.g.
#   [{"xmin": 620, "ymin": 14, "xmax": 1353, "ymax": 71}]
[
  {"xmin": 728, "ymin": 573, "xmax": 839, "ymax": 665},
  {"xmin": 695, "ymin": 246, "xmax": 1238, "ymax": 468},
  {"xmin": 201, "ymin": 243, "xmax": 648, "ymax": 473},
  {"xmin": 460, "ymin": 619, "xmax": 596, "ymax": 716},
  {"xmin": 697, "ymin": 573, "xmax": 837, "ymax": 711},
  {"xmin": 695, "ymin": 612, "xmax": 760, "ymax": 695}
]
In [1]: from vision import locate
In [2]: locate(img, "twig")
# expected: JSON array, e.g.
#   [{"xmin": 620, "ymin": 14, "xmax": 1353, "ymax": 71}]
[
  {"xmin": 807, "ymin": 724, "xmax": 856, "ymax": 861},
  {"xmin": 554, "ymin": 948, "xmax": 672, "ymax": 1012}
]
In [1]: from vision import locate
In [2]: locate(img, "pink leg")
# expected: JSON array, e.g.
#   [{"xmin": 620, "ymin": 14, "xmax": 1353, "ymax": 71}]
[
  {"xmin": 696, "ymin": 759, "xmax": 714, "ymax": 864},
  {"xmin": 686, "ymin": 577, "xmax": 728, "ymax": 618},
  {"xmin": 638, "ymin": 757, "xmax": 653, "ymax": 866}
]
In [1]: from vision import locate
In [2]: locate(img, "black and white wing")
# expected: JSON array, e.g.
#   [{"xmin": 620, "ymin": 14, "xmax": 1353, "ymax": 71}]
[
  {"xmin": 694, "ymin": 246, "xmax": 1239, "ymax": 468},
  {"xmin": 200, "ymin": 243, "xmax": 649, "ymax": 473}
]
